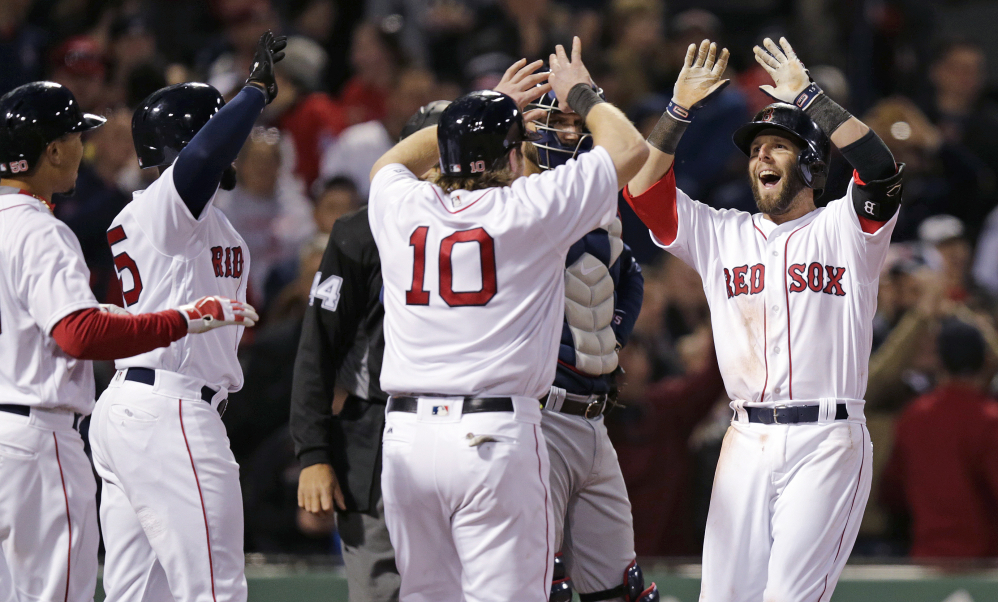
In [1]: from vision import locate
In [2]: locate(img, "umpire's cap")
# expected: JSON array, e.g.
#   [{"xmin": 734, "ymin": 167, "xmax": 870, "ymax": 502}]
[
  {"xmin": 437, "ymin": 90, "xmax": 540, "ymax": 177},
  {"xmin": 732, "ymin": 102, "xmax": 831, "ymax": 193},
  {"xmin": 0, "ymin": 82, "xmax": 105, "ymax": 176},
  {"xmin": 400, "ymin": 100, "xmax": 451, "ymax": 142},
  {"xmin": 132, "ymin": 82, "xmax": 224, "ymax": 169}
]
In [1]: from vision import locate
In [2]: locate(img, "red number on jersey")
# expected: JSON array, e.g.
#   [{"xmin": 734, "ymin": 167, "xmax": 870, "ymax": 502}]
[
  {"xmin": 107, "ymin": 226, "xmax": 143, "ymax": 306},
  {"xmin": 406, "ymin": 226, "xmax": 430, "ymax": 305},
  {"xmin": 405, "ymin": 226, "xmax": 498, "ymax": 307}
]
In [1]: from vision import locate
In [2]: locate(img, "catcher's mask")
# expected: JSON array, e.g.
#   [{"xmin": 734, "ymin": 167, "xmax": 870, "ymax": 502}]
[{"xmin": 526, "ymin": 86, "xmax": 604, "ymax": 170}]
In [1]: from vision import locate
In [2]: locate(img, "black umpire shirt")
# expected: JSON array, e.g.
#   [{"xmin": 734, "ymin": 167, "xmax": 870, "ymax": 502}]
[{"xmin": 290, "ymin": 205, "xmax": 387, "ymax": 513}]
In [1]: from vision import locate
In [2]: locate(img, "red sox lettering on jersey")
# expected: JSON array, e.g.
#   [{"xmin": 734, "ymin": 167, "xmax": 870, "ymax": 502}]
[{"xmin": 723, "ymin": 263, "xmax": 846, "ymax": 298}]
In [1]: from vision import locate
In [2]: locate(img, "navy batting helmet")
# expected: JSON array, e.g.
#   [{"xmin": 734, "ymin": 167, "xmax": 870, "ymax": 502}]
[
  {"xmin": 732, "ymin": 102, "xmax": 830, "ymax": 193},
  {"xmin": 437, "ymin": 90, "xmax": 540, "ymax": 177},
  {"xmin": 132, "ymin": 82, "xmax": 224, "ymax": 169},
  {"xmin": 526, "ymin": 86, "xmax": 604, "ymax": 170},
  {"xmin": 0, "ymin": 82, "xmax": 105, "ymax": 176},
  {"xmin": 400, "ymin": 100, "xmax": 451, "ymax": 142}
]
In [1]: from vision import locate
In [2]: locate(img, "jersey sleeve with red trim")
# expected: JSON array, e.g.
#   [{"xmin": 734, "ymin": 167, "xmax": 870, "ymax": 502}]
[
  {"xmin": 824, "ymin": 179, "xmax": 899, "ymax": 283},
  {"xmin": 11, "ymin": 212, "xmax": 100, "ymax": 334},
  {"xmin": 51, "ymin": 307, "xmax": 187, "ymax": 360},
  {"xmin": 126, "ymin": 163, "xmax": 213, "ymax": 256},
  {"xmin": 623, "ymin": 165, "xmax": 725, "ymax": 275},
  {"xmin": 514, "ymin": 146, "xmax": 618, "ymax": 248}
]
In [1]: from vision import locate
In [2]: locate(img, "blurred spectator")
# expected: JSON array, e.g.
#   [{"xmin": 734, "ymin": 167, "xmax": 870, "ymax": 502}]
[
  {"xmin": 880, "ymin": 319, "xmax": 998, "ymax": 558},
  {"xmin": 215, "ymin": 127, "xmax": 316, "ymax": 303},
  {"xmin": 313, "ymin": 176, "xmax": 361, "ymax": 235},
  {"xmin": 106, "ymin": 14, "xmax": 167, "ymax": 107},
  {"xmin": 283, "ymin": 0, "xmax": 337, "ymax": 46},
  {"xmin": 340, "ymin": 19, "xmax": 408, "ymax": 126},
  {"xmin": 268, "ymin": 232, "xmax": 329, "ymax": 323},
  {"xmin": 608, "ymin": 325, "xmax": 726, "ymax": 556},
  {"xmin": 918, "ymin": 215, "xmax": 990, "ymax": 311},
  {"xmin": 319, "ymin": 68, "xmax": 437, "ymax": 198},
  {"xmin": 53, "ymin": 107, "xmax": 141, "ymax": 303},
  {"xmin": 0, "ymin": 0, "xmax": 48, "ymax": 95},
  {"xmin": 606, "ymin": 0, "xmax": 669, "ymax": 113},
  {"xmin": 264, "ymin": 35, "xmax": 348, "ymax": 190},
  {"xmin": 203, "ymin": 3, "xmax": 279, "ymax": 96},
  {"xmin": 973, "ymin": 205, "xmax": 998, "ymax": 298},
  {"xmin": 48, "ymin": 35, "xmax": 108, "ymax": 114}
]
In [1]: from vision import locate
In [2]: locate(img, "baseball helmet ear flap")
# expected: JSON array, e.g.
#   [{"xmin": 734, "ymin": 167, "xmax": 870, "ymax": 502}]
[{"xmin": 797, "ymin": 145, "xmax": 827, "ymax": 194}]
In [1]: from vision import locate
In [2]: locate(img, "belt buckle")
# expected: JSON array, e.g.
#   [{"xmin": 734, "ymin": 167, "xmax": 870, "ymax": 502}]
[
  {"xmin": 772, "ymin": 407, "xmax": 780, "ymax": 425},
  {"xmin": 584, "ymin": 397, "xmax": 608, "ymax": 419}
]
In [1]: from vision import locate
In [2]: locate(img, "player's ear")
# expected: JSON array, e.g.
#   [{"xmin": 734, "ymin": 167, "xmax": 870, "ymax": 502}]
[{"xmin": 508, "ymin": 147, "xmax": 525, "ymax": 178}]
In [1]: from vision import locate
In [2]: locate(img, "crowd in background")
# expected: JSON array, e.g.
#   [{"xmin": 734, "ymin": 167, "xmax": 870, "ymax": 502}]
[{"xmin": 4, "ymin": 0, "xmax": 998, "ymax": 560}]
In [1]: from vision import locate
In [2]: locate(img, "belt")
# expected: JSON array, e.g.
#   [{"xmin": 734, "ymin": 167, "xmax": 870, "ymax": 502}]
[
  {"xmin": 388, "ymin": 396, "xmax": 514, "ymax": 414},
  {"xmin": 123, "ymin": 368, "xmax": 226, "ymax": 415},
  {"xmin": 746, "ymin": 403, "xmax": 849, "ymax": 425},
  {"xmin": 0, "ymin": 404, "xmax": 83, "ymax": 430},
  {"xmin": 540, "ymin": 391, "xmax": 611, "ymax": 419}
]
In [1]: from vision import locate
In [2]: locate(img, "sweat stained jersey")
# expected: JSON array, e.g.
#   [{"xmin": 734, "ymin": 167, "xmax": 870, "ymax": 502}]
[{"xmin": 107, "ymin": 164, "xmax": 249, "ymax": 392}]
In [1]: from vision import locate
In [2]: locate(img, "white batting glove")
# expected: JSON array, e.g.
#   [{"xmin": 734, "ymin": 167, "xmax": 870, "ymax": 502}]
[
  {"xmin": 177, "ymin": 296, "xmax": 259, "ymax": 334},
  {"xmin": 672, "ymin": 39, "xmax": 730, "ymax": 111},
  {"xmin": 99, "ymin": 303, "xmax": 130, "ymax": 315},
  {"xmin": 754, "ymin": 37, "xmax": 811, "ymax": 104}
]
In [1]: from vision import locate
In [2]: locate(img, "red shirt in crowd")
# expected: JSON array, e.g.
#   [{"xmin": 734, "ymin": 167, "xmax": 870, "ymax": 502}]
[
  {"xmin": 880, "ymin": 382, "xmax": 998, "ymax": 557},
  {"xmin": 277, "ymin": 92, "xmax": 348, "ymax": 190},
  {"xmin": 339, "ymin": 76, "xmax": 387, "ymax": 126}
]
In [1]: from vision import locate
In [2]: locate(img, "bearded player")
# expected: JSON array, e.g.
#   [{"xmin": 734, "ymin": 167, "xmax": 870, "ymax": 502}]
[{"xmin": 624, "ymin": 38, "xmax": 903, "ymax": 601}]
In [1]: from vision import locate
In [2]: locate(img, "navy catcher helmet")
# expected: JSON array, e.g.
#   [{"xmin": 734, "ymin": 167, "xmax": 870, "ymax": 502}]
[
  {"xmin": 132, "ymin": 82, "xmax": 224, "ymax": 169},
  {"xmin": 732, "ymin": 102, "xmax": 830, "ymax": 193},
  {"xmin": 0, "ymin": 82, "xmax": 105, "ymax": 176},
  {"xmin": 526, "ymin": 85, "xmax": 604, "ymax": 170},
  {"xmin": 437, "ymin": 90, "xmax": 540, "ymax": 177}
]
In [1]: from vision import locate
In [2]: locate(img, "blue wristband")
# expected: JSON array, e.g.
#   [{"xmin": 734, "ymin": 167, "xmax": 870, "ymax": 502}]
[
  {"xmin": 793, "ymin": 83, "xmax": 823, "ymax": 110},
  {"xmin": 666, "ymin": 100, "xmax": 693, "ymax": 123}
]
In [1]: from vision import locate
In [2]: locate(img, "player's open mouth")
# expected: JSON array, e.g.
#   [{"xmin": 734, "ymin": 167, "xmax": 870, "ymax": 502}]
[{"xmin": 759, "ymin": 169, "xmax": 781, "ymax": 189}]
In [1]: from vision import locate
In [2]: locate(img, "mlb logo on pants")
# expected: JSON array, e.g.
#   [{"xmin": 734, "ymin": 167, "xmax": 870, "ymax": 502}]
[{"xmin": 432, "ymin": 405, "xmax": 450, "ymax": 416}]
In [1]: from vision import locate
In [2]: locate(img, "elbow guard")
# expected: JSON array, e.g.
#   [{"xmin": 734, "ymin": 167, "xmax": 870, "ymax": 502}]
[{"xmin": 852, "ymin": 163, "xmax": 905, "ymax": 222}]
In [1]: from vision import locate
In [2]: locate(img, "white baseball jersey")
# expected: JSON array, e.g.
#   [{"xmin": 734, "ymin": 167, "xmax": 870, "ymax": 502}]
[
  {"xmin": 108, "ymin": 164, "xmax": 249, "ymax": 392},
  {"xmin": 368, "ymin": 146, "xmax": 618, "ymax": 399},
  {"xmin": 0, "ymin": 188, "xmax": 98, "ymax": 413},
  {"xmin": 657, "ymin": 181, "xmax": 898, "ymax": 410}
]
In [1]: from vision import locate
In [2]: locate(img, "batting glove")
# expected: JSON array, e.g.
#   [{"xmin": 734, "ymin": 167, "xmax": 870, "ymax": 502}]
[
  {"xmin": 245, "ymin": 30, "xmax": 288, "ymax": 104},
  {"xmin": 754, "ymin": 37, "xmax": 812, "ymax": 104},
  {"xmin": 177, "ymin": 296, "xmax": 259, "ymax": 334},
  {"xmin": 99, "ymin": 303, "xmax": 130, "ymax": 315}
]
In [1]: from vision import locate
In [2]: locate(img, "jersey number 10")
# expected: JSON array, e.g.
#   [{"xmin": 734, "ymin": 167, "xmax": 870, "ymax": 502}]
[{"xmin": 406, "ymin": 226, "xmax": 497, "ymax": 307}]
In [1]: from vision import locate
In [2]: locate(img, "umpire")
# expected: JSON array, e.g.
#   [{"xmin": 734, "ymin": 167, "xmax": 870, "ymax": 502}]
[{"xmin": 291, "ymin": 102, "xmax": 449, "ymax": 602}]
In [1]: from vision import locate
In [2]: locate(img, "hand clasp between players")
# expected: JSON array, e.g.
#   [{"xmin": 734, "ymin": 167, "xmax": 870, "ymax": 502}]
[{"xmin": 178, "ymin": 296, "xmax": 259, "ymax": 334}]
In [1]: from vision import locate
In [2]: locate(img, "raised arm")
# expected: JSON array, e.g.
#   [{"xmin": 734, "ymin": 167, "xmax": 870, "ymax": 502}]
[
  {"xmin": 173, "ymin": 32, "xmax": 286, "ymax": 217},
  {"xmin": 629, "ymin": 40, "xmax": 730, "ymax": 196},
  {"xmin": 548, "ymin": 37, "xmax": 648, "ymax": 188},
  {"xmin": 754, "ymin": 37, "xmax": 902, "ymax": 226}
]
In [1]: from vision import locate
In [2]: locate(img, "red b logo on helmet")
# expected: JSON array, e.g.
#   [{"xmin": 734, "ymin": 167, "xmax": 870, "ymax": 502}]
[{"xmin": 761, "ymin": 108, "xmax": 774, "ymax": 122}]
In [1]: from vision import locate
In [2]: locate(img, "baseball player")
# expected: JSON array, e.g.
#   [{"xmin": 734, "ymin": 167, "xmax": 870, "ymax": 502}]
[
  {"xmin": 89, "ymin": 32, "xmax": 284, "ymax": 602},
  {"xmin": 290, "ymin": 103, "xmax": 449, "ymax": 602},
  {"xmin": 0, "ymin": 82, "xmax": 256, "ymax": 602},
  {"xmin": 624, "ymin": 38, "xmax": 904, "ymax": 601},
  {"xmin": 367, "ymin": 40, "xmax": 648, "ymax": 601},
  {"xmin": 525, "ymin": 89, "xmax": 655, "ymax": 602}
]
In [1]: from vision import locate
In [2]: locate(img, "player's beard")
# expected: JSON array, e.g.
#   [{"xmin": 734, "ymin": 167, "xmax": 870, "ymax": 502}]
[{"xmin": 750, "ymin": 165, "xmax": 808, "ymax": 217}]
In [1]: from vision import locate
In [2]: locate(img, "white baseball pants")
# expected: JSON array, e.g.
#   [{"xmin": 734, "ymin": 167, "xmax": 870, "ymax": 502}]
[
  {"xmin": 90, "ymin": 373, "xmax": 246, "ymax": 602},
  {"xmin": 542, "ymin": 411, "xmax": 635, "ymax": 597},
  {"xmin": 0, "ymin": 408, "xmax": 98, "ymax": 602},
  {"xmin": 699, "ymin": 416, "xmax": 872, "ymax": 602},
  {"xmin": 381, "ymin": 397, "xmax": 554, "ymax": 602}
]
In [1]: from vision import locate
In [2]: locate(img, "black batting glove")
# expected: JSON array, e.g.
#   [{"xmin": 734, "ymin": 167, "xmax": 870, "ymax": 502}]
[{"xmin": 245, "ymin": 31, "xmax": 287, "ymax": 104}]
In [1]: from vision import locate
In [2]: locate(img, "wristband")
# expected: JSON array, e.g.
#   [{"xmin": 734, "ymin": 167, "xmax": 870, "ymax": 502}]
[
  {"xmin": 792, "ymin": 82, "xmax": 823, "ymax": 111},
  {"xmin": 647, "ymin": 110, "xmax": 690, "ymax": 155},
  {"xmin": 665, "ymin": 100, "xmax": 693, "ymax": 123},
  {"xmin": 803, "ymin": 92, "xmax": 852, "ymax": 137},
  {"xmin": 566, "ymin": 83, "xmax": 605, "ymax": 120}
]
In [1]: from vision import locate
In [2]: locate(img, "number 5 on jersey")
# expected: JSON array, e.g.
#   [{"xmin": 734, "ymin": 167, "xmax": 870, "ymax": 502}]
[
  {"xmin": 407, "ymin": 226, "xmax": 497, "ymax": 307},
  {"xmin": 107, "ymin": 226, "xmax": 143, "ymax": 306}
]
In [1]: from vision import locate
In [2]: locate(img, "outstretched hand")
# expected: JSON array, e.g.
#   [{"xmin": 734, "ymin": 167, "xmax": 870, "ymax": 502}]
[
  {"xmin": 548, "ymin": 36, "xmax": 592, "ymax": 112},
  {"xmin": 754, "ymin": 37, "xmax": 810, "ymax": 104},
  {"xmin": 246, "ymin": 30, "xmax": 288, "ymax": 104},
  {"xmin": 494, "ymin": 59, "xmax": 550, "ymax": 110},
  {"xmin": 672, "ymin": 39, "xmax": 730, "ymax": 110}
]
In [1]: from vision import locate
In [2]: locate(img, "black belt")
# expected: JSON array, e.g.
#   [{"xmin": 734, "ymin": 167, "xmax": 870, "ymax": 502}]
[
  {"xmin": 539, "ymin": 392, "xmax": 611, "ymax": 419},
  {"xmin": 388, "ymin": 396, "xmax": 514, "ymax": 414},
  {"xmin": 123, "ymin": 368, "xmax": 225, "ymax": 413},
  {"xmin": 0, "ymin": 404, "xmax": 83, "ymax": 430},
  {"xmin": 746, "ymin": 403, "xmax": 849, "ymax": 425}
]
